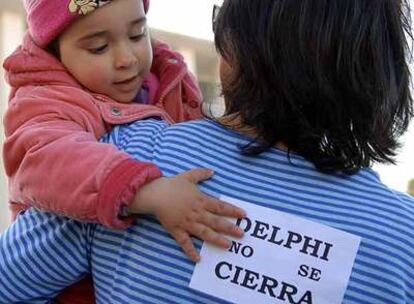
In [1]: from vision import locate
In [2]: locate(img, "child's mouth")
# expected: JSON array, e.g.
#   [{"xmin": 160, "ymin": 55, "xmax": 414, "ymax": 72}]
[{"xmin": 113, "ymin": 76, "xmax": 139, "ymax": 91}]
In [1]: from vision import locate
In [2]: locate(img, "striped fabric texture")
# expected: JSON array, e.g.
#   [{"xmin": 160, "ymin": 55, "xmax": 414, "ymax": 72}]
[{"xmin": 1, "ymin": 118, "xmax": 413, "ymax": 304}]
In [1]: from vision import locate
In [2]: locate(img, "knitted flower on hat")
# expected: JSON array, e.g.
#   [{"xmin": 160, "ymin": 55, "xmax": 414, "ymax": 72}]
[{"xmin": 68, "ymin": 0, "xmax": 112, "ymax": 16}]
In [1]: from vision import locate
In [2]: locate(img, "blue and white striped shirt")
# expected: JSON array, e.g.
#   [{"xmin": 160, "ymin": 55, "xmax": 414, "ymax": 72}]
[{"xmin": 1, "ymin": 119, "xmax": 413, "ymax": 304}]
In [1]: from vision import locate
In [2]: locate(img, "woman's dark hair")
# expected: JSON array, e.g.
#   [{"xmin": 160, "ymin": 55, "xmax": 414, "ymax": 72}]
[{"xmin": 214, "ymin": 0, "xmax": 413, "ymax": 174}]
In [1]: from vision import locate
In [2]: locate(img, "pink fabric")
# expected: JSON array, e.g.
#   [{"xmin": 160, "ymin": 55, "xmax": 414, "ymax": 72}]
[
  {"xmin": 144, "ymin": 72, "xmax": 160, "ymax": 104},
  {"xmin": 151, "ymin": 40, "xmax": 203, "ymax": 121},
  {"xmin": 24, "ymin": 0, "xmax": 150, "ymax": 47}
]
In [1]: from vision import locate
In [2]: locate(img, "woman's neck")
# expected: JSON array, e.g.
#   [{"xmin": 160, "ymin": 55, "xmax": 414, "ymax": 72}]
[
  {"xmin": 217, "ymin": 114, "xmax": 257, "ymax": 137},
  {"xmin": 217, "ymin": 114, "xmax": 288, "ymax": 151}
]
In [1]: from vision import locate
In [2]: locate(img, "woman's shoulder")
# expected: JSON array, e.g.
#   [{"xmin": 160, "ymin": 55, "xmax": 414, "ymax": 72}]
[
  {"xmin": 165, "ymin": 119, "xmax": 243, "ymax": 139},
  {"xmin": 161, "ymin": 119, "xmax": 246, "ymax": 147},
  {"xmin": 116, "ymin": 119, "xmax": 218, "ymax": 148},
  {"xmin": 388, "ymin": 188, "xmax": 414, "ymax": 209}
]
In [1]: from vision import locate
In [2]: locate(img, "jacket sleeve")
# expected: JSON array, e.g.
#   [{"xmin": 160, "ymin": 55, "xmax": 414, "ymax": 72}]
[{"xmin": 3, "ymin": 87, "xmax": 162, "ymax": 229}]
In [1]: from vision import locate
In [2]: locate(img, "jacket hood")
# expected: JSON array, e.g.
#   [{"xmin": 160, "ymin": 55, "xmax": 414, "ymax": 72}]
[{"xmin": 3, "ymin": 32, "xmax": 80, "ymax": 90}]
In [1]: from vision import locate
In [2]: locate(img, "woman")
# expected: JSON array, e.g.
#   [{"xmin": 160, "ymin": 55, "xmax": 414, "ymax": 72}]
[{"xmin": 1, "ymin": 0, "xmax": 413, "ymax": 303}]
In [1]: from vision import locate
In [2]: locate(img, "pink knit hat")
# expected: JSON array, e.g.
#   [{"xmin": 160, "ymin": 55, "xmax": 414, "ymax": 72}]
[{"xmin": 24, "ymin": 0, "xmax": 150, "ymax": 47}]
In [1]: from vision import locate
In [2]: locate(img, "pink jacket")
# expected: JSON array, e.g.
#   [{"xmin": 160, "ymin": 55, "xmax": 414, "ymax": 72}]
[{"xmin": 3, "ymin": 33, "xmax": 203, "ymax": 229}]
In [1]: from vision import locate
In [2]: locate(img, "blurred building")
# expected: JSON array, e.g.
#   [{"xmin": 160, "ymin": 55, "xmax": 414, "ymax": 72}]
[
  {"xmin": 408, "ymin": 179, "xmax": 414, "ymax": 196},
  {"xmin": 0, "ymin": 0, "xmax": 222, "ymax": 232}
]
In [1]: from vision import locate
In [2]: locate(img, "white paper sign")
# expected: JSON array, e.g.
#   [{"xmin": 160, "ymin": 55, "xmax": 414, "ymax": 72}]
[{"xmin": 190, "ymin": 196, "xmax": 361, "ymax": 304}]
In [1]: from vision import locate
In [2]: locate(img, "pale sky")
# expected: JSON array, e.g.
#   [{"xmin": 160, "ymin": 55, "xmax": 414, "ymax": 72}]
[
  {"xmin": 374, "ymin": 124, "xmax": 414, "ymax": 192},
  {"xmin": 147, "ymin": 0, "xmax": 219, "ymax": 41},
  {"xmin": 148, "ymin": 0, "xmax": 414, "ymax": 192}
]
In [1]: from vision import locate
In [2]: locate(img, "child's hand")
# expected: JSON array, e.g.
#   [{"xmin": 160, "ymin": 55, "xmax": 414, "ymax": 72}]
[{"xmin": 130, "ymin": 168, "xmax": 246, "ymax": 262}]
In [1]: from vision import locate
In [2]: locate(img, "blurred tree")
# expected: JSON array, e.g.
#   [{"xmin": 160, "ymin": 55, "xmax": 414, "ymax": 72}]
[{"xmin": 408, "ymin": 179, "xmax": 414, "ymax": 196}]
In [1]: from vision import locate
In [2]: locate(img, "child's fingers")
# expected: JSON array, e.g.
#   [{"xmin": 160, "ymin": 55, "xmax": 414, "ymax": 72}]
[
  {"xmin": 178, "ymin": 168, "xmax": 214, "ymax": 184},
  {"xmin": 171, "ymin": 230, "xmax": 200, "ymax": 262},
  {"xmin": 191, "ymin": 223, "xmax": 232, "ymax": 249},
  {"xmin": 198, "ymin": 212, "xmax": 244, "ymax": 238},
  {"xmin": 202, "ymin": 196, "xmax": 246, "ymax": 218}
]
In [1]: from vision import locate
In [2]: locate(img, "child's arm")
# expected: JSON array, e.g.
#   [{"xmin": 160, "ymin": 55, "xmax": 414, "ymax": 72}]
[
  {"xmin": 100, "ymin": 120, "xmax": 246, "ymax": 262},
  {"xmin": 3, "ymin": 87, "xmax": 163, "ymax": 229},
  {"xmin": 3, "ymin": 87, "xmax": 243, "ymax": 243},
  {"xmin": 130, "ymin": 168, "xmax": 246, "ymax": 262}
]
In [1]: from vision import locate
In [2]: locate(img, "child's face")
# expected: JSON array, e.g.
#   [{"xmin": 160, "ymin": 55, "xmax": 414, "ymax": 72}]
[{"xmin": 59, "ymin": 0, "xmax": 152, "ymax": 103}]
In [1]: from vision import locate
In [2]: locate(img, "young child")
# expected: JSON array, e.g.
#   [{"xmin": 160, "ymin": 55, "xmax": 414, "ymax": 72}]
[{"xmin": 2, "ymin": 0, "xmax": 245, "ymax": 302}]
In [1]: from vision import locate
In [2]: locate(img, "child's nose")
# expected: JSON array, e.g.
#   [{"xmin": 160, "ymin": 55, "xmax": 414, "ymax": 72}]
[{"xmin": 114, "ymin": 45, "xmax": 137, "ymax": 69}]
